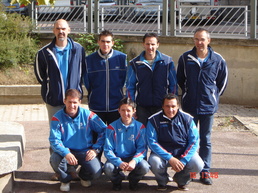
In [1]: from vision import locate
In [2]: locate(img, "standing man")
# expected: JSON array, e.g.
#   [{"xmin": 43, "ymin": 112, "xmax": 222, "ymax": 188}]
[
  {"xmin": 49, "ymin": 89, "xmax": 106, "ymax": 192},
  {"xmin": 84, "ymin": 29, "xmax": 127, "ymax": 125},
  {"xmin": 34, "ymin": 19, "xmax": 86, "ymax": 125},
  {"xmin": 126, "ymin": 33, "xmax": 177, "ymax": 126},
  {"xmin": 177, "ymin": 28, "xmax": 228, "ymax": 185},
  {"xmin": 34, "ymin": 19, "xmax": 86, "ymax": 181},
  {"xmin": 146, "ymin": 94, "xmax": 204, "ymax": 191},
  {"xmin": 104, "ymin": 97, "xmax": 149, "ymax": 191}
]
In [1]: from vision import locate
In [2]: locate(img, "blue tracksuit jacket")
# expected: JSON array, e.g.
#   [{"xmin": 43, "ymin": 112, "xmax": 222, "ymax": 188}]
[
  {"xmin": 104, "ymin": 118, "xmax": 147, "ymax": 167},
  {"xmin": 126, "ymin": 50, "xmax": 177, "ymax": 108},
  {"xmin": 84, "ymin": 49, "xmax": 127, "ymax": 112},
  {"xmin": 177, "ymin": 46, "xmax": 228, "ymax": 115},
  {"xmin": 146, "ymin": 110, "xmax": 199, "ymax": 165},
  {"xmin": 49, "ymin": 107, "xmax": 106, "ymax": 157}
]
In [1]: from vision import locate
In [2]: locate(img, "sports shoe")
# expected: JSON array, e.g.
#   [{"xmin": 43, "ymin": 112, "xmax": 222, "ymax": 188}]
[
  {"xmin": 81, "ymin": 179, "xmax": 92, "ymax": 187},
  {"xmin": 129, "ymin": 182, "xmax": 139, "ymax": 191},
  {"xmin": 168, "ymin": 175, "xmax": 173, "ymax": 182},
  {"xmin": 60, "ymin": 182, "xmax": 70, "ymax": 192},
  {"xmin": 157, "ymin": 185, "xmax": 167, "ymax": 191},
  {"xmin": 200, "ymin": 176, "xmax": 213, "ymax": 185},
  {"xmin": 112, "ymin": 183, "xmax": 122, "ymax": 191},
  {"xmin": 178, "ymin": 184, "xmax": 189, "ymax": 191},
  {"xmin": 51, "ymin": 173, "xmax": 59, "ymax": 181}
]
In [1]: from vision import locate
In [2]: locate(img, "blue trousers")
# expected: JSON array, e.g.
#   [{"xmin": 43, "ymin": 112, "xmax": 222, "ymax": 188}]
[
  {"xmin": 149, "ymin": 153, "xmax": 204, "ymax": 186},
  {"xmin": 104, "ymin": 158, "xmax": 150, "ymax": 185},
  {"xmin": 50, "ymin": 152, "xmax": 102, "ymax": 183},
  {"xmin": 193, "ymin": 114, "xmax": 214, "ymax": 174}
]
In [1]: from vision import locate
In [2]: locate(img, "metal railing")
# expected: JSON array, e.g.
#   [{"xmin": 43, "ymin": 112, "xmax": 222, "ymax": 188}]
[
  {"xmin": 32, "ymin": 2, "xmax": 257, "ymax": 39},
  {"xmin": 176, "ymin": 6, "xmax": 249, "ymax": 38}
]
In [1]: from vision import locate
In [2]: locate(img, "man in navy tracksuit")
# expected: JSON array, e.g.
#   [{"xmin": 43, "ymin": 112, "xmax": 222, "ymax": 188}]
[
  {"xmin": 84, "ymin": 30, "xmax": 127, "ymax": 125},
  {"xmin": 177, "ymin": 28, "xmax": 228, "ymax": 185},
  {"xmin": 34, "ymin": 19, "xmax": 86, "ymax": 125},
  {"xmin": 147, "ymin": 94, "xmax": 204, "ymax": 191},
  {"xmin": 126, "ymin": 33, "xmax": 177, "ymax": 126}
]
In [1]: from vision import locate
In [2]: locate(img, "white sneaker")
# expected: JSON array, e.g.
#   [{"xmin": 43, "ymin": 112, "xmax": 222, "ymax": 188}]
[
  {"xmin": 81, "ymin": 179, "xmax": 91, "ymax": 187},
  {"xmin": 60, "ymin": 182, "xmax": 70, "ymax": 192}
]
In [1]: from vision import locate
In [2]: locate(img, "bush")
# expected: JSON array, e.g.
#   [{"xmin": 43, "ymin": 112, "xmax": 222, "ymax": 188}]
[
  {"xmin": 73, "ymin": 33, "xmax": 125, "ymax": 55},
  {"xmin": 0, "ymin": 11, "xmax": 39, "ymax": 69}
]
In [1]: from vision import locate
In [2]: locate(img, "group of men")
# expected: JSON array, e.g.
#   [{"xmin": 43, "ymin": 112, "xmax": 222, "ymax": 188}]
[{"xmin": 34, "ymin": 19, "xmax": 228, "ymax": 192}]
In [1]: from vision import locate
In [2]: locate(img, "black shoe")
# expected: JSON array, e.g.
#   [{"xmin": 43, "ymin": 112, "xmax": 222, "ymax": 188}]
[
  {"xmin": 129, "ymin": 182, "xmax": 139, "ymax": 191},
  {"xmin": 200, "ymin": 176, "xmax": 213, "ymax": 185},
  {"xmin": 112, "ymin": 183, "xmax": 122, "ymax": 191},
  {"xmin": 178, "ymin": 184, "xmax": 189, "ymax": 191},
  {"xmin": 157, "ymin": 185, "xmax": 167, "ymax": 191}
]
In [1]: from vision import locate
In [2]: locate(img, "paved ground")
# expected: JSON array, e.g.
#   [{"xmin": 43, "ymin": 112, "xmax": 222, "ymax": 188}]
[{"xmin": 1, "ymin": 103, "xmax": 258, "ymax": 193}]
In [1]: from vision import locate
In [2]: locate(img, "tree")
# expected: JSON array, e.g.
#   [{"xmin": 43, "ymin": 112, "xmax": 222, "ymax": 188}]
[{"xmin": 11, "ymin": 0, "xmax": 55, "ymax": 5}]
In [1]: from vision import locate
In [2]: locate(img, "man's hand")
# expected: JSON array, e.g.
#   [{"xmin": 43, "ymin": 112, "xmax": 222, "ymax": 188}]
[
  {"xmin": 119, "ymin": 162, "xmax": 129, "ymax": 171},
  {"xmin": 65, "ymin": 153, "xmax": 78, "ymax": 165},
  {"xmin": 119, "ymin": 160, "xmax": 136, "ymax": 171},
  {"xmin": 127, "ymin": 160, "xmax": 136, "ymax": 171},
  {"xmin": 169, "ymin": 157, "xmax": 184, "ymax": 172},
  {"xmin": 86, "ymin": 149, "xmax": 98, "ymax": 161}
]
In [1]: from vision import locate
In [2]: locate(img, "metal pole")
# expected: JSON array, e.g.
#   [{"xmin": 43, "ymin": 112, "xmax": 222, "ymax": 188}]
[
  {"xmin": 170, "ymin": 0, "xmax": 177, "ymax": 37},
  {"xmin": 162, "ymin": 0, "xmax": 168, "ymax": 36},
  {"xmin": 94, "ymin": 0, "xmax": 100, "ymax": 34},
  {"xmin": 88, "ymin": 0, "xmax": 93, "ymax": 33},
  {"xmin": 250, "ymin": 0, "xmax": 257, "ymax": 39}
]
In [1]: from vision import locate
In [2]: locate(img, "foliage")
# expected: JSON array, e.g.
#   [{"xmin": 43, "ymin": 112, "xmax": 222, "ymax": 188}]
[
  {"xmin": 73, "ymin": 33, "xmax": 125, "ymax": 55},
  {"xmin": 11, "ymin": 0, "xmax": 55, "ymax": 6},
  {"xmin": 0, "ymin": 11, "xmax": 39, "ymax": 69}
]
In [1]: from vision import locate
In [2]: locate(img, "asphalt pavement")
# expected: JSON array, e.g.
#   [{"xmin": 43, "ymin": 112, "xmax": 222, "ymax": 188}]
[{"xmin": 0, "ymin": 103, "xmax": 258, "ymax": 193}]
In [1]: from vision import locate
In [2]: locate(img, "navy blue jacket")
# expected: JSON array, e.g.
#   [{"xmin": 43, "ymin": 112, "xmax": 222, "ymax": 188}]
[
  {"xmin": 177, "ymin": 46, "xmax": 228, "ymax": 115},
  {"xmin": 84, "ymin": 49, "xmax": 127, "ymax": 112},
  {"xmin": 34, "ymin": 37, "xmax": 86, "ymax": 106},
  {"xmin": 146, "ymin": 110, "xmax": 199, "ymax": 165},
  {"xmin": 126, "ymin": 51, "xmax": 177, "ymax": 108}
]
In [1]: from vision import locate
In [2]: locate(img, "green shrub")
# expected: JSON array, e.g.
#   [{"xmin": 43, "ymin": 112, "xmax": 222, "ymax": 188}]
[
  {"xmin": 73, "ymin": 33, "xmax": 125, "ymax": 55},
  {"xmin": 0, "ymin": 11, "xmax": 39, "ymax": 69}
]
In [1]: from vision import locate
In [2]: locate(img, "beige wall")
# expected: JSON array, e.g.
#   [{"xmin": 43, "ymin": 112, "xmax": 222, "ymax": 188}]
[{"xmin": 117, "ymin": 35, "xmax": 258, "ymax": 106}]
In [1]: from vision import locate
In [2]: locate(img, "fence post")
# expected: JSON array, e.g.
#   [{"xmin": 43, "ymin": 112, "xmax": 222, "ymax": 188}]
[
  {"xmin": 170, "ymin": 0, "xmax": 176, "ymax": 37},
  {"xmin": 250, "ymin": 0, "xmax": 257, "ymax": 39},
  {"xmin": 88, "ymin": 0, "xmax": 93, "ymax": 33},
  {"xmin": 162, "ymin": 0, "xmax": 168, "ymax": 36}
]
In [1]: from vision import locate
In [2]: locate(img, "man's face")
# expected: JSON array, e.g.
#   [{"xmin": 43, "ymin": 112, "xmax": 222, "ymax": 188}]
[
  {"xmin": 98, "ymin": 35, "xmax": 114, "ymax": 55},
  {"xmin": 143, "ymin": 37, "xmax": 159, "ymax": 59},
  {"xmin": 194, "ymin": 31, "xmax": 210, "ymax": 53},
  {"xmin": 118, "ymin": 104, "xmax": 135, "ymax": 125},
  {"xmin": 64, "ymin": 96, "xmax": 81, "ymax": 118},
  {"xmin": 162, "ymin": 98, "xmax": 179, "ymax": 119},
  {"xmin": 53, "ymin": 20, "xmax": 70, "ymax": 42}
]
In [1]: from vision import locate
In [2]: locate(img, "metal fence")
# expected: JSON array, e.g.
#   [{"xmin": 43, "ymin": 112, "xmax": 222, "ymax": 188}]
[{"xmin": 32, "ymin": 2, "xmax": 258, "ymax": 39}]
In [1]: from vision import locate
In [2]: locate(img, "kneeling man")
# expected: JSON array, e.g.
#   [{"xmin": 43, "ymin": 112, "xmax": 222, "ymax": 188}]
[{"xmin": 146, "ymin": 93, "xmax": 204, "ymax": 191}]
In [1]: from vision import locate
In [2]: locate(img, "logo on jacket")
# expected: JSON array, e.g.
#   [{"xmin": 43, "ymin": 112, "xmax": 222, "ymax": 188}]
[{"xmin": 128, "ymin": 135, "xmax": 135, "ymax": 141}]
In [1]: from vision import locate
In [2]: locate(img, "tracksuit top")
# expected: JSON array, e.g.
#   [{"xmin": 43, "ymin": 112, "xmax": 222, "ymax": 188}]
[
  {"xmin": 146, "ymin": 110, "xmax": 199, "ymax": 166},
  {"xmin": 49, "ymin": 107, "xmax": 106, "ymax": 157},
  {"xmin": 177, "ymin": 46, "xmax": 228, "ymax": 115},
  {"xmin": 104, "ymin": 118, "xmax": 147, "ymax": 167},
  {"xmin": 85, "ymin": 49, "xmax": 127, "ymax": 112},
  {"xmin": 34, "ymin": 37, "xmax": 86, "ymax": 106},
  {"xmin": 126, "ymin": 50, "xmax": 178, "ymax": 108}
]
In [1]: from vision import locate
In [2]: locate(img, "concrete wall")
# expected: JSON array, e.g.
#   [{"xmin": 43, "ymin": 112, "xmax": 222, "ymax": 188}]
[{"xmin": 116, "ymin": 35, "xmax": 258, "ymax": 107}]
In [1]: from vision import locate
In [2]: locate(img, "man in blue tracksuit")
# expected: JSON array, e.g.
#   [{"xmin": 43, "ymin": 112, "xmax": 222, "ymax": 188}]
[
  {"xmin": 84, "ymin": 30, "xmax": 127, "ymax": 125},
  {"xmin": 49, "ymin": 89, "xmax": 106, "ymax": 192},
  {"xmin": 126, "ymin": 33, "xmax": 177, "ymax": 126},
  {"xmin": 104, "ymin": 97, "xmax": 149, "ymax": 191},
  {"xmin": 177, "ymin": 28, "xmax": 228, "ymax": 185},
  {"xmin": 146, "ymin": 94, "xmax": 204, "ymax": 191}
]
